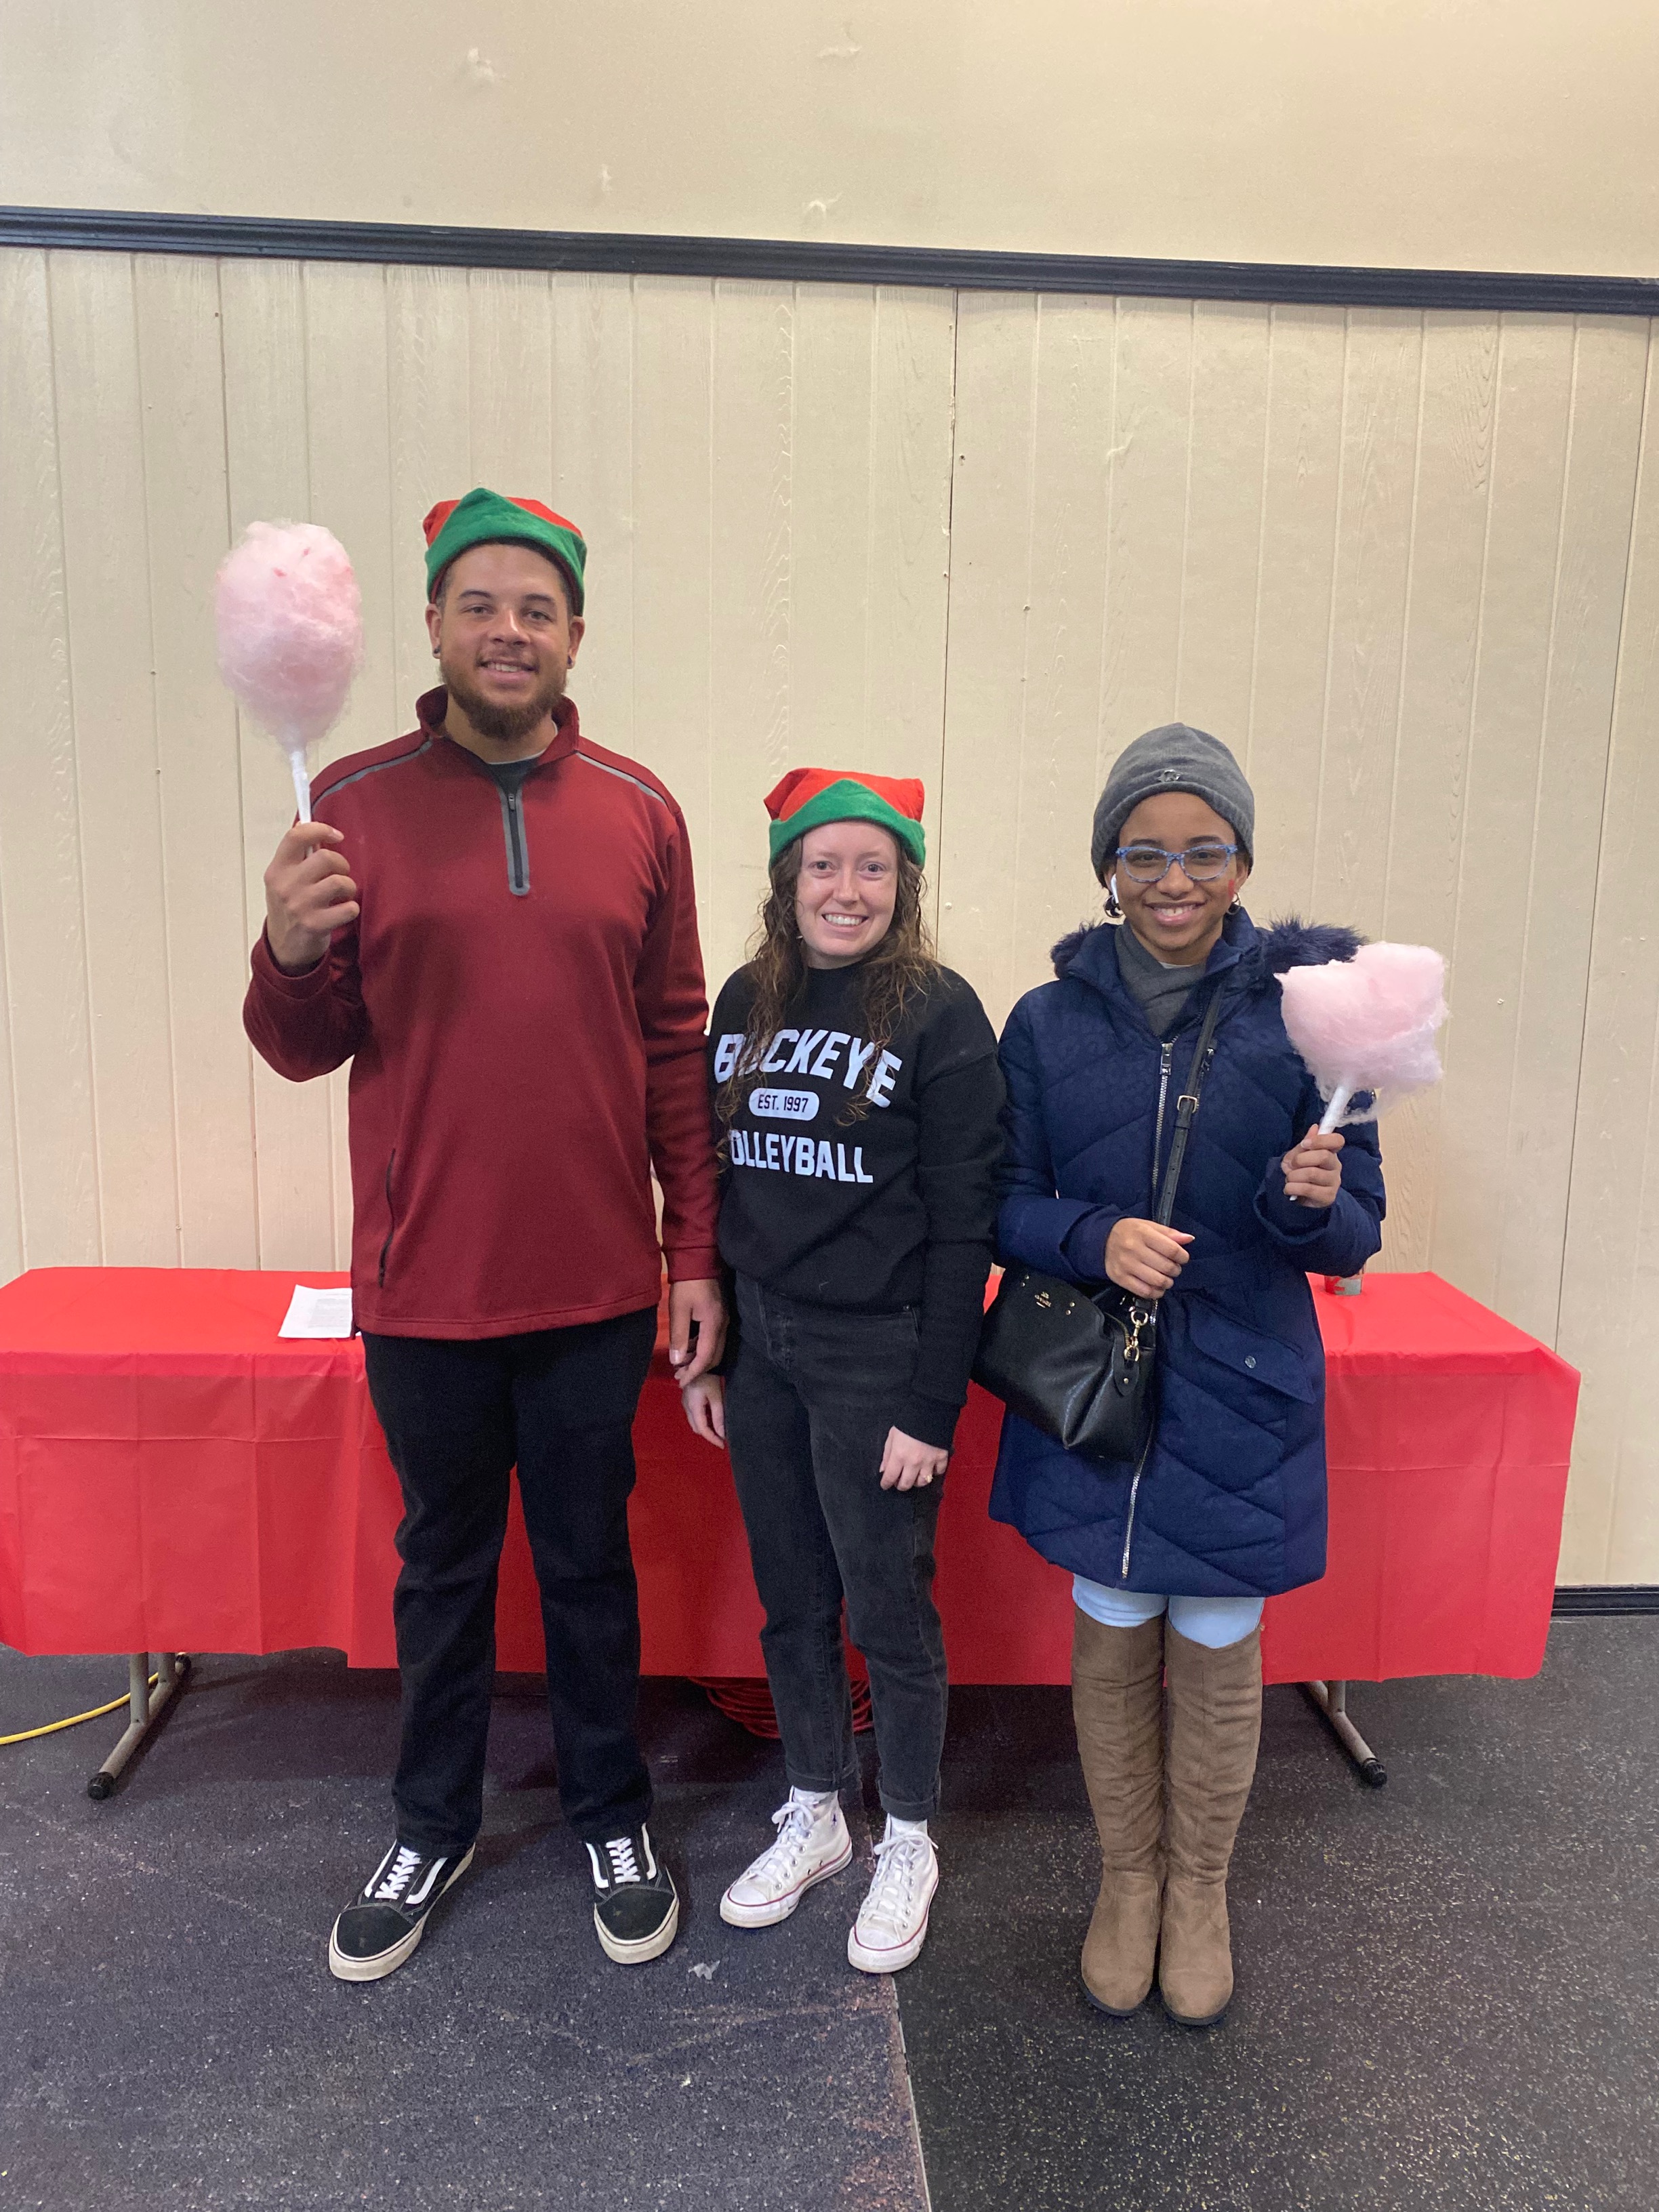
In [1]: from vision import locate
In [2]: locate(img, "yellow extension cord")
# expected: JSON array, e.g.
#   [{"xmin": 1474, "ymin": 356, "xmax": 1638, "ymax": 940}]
[{"xmin": 1, "ymin": 1673, "xmax": 159, "ymax": 1746}]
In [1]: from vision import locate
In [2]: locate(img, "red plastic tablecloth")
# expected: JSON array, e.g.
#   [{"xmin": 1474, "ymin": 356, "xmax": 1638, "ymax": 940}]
[{"xmin": 0, "ymin": 1269, "xmax": 1577, "ymax": 1686}]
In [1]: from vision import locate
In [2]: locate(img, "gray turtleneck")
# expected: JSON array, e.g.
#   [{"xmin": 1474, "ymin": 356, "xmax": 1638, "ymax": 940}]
[{"xmin": 1113, "ymin": 920, "xmax": 1206, "ymax": 1038}]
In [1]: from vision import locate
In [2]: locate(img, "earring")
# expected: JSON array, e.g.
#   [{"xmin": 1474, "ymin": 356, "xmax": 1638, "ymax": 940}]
[{"xmin": 1103, "ymin": 875, "xmax": 1125, "ymax": 924}]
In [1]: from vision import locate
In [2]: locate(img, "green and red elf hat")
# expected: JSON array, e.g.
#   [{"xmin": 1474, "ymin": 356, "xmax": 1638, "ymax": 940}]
[
  {"xmin": 422, "ymin": 488, "xmax": 588, "ymax": 614},
  {"xmin": 764, "ymin": 767, "xmax": 926, "ymax": 869}
]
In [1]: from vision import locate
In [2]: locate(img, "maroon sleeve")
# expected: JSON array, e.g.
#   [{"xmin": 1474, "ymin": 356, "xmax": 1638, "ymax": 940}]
[
  {"xmin": 635, "ymin": 804, "xmax": 722, "ymax": 1283},
  {"xmin": 243, "ymin": 926, "xmax": 367, "ymax": 1081}
]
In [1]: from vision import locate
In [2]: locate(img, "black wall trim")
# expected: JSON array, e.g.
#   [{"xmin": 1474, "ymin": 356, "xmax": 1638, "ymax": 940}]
[
  {"xmin": 1553, "ymin": 1586, "xmax": 1659, "ymax": 1617},
  {"xmin": 4, "ymin": 205, "xmax": 1658, "ymax": 319}
]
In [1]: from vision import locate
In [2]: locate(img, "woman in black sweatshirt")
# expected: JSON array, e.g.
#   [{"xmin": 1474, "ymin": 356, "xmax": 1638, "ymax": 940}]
[{"xmin": 679, "ymin": 766, "xmax": 1004, "ymax": 1974}]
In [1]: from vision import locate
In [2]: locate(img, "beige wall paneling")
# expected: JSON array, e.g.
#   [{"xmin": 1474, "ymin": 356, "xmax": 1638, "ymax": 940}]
[
  {"xmin": 301, "ymin": 260, "xmax": 397, "ymax": 1258},
  {"xmin": 787, "ymin": 284, "xmax": 901, "ymax": 771},
  {"xmin": 469, "ymin": 269, "xmax": 555, "ymax": 504},
  {"xmin": 1307, "ymin": 309, "xmax": 1425, "ymax": 1269},
  {"xmin": 857, "ymin": 286, "xmax": 956, "ymax": 828},
  {"xmin": 1308, "ymin": 310, "xmax": 1425, "ymax": 943},
  {"xmin": 386, "ymin": 264, "xmax": 474, "ymax": 718},
  {"xmin": 302, "ymin": 263, "xmax": 398, "ymax": 770},
  {"xmin": 1172, "ymin": 303, "xmax": 1273, "ymax": 753},
  {"xmin": 630, "ymin": 278, "xmax": 718, "ymax": 951},
  {"xmin": 939, "ymin": 293, "xmax": 1275, "ymax": 1029},
  {"xmin": 635, "ymin": 277, "xmax": 958, "ymax": 995},
  {"xmin": 1240, "ymin": 307, "xmax": 1347, "ymax": 925},
  {"xmin": 218, "ymin": 256, "xmax": 340, "ymax": 1269},
  {"xmin": 936, "ymin": 291, "xmax": 1112, "ymax": 1024},
  {"xmin": 133, "ymin": 251, "xmax": 260, "ymax": 1269},
  {"xmin": 704, "ymin": 281, "xmax": 794, "ymax": 984},
  {"xmin": 0, "ymin": 249, "xmax": 97, "ymax": 1272},
  {"xmin": 47, "ymin": 249, "xmax": 182, "ymax": 1265},
  {"xmin": 1098, "ymin": 300, "xmax": 1198, "ymax": 785},
  {"xmin": 1427, "ymin": 314, "xmax": 1574, "ymax": 1325},
  {"xmin": 933, "ymin": 289, "xmax": 1039, "ymax": 1015},
  {"xmin": 1558, "ymin": 323, "xmax": 1659, "ymax": 1580},
  {"xmin": 1374, "ymin": 313, "xmax": 1500, "ymax": 1269},
  {"xmin": 547, "ymin": 273, "xmax": 634, "ymax": 758},
  {"xmin": 1431, "ymin": 317, "xmax": 1645, "ymax": 1347},
  {"xmin": 1491, "ymin": 320, "xmax": 1647, "ymax": 1343},
  {"xmin": 785, "ymin": 283, "xmax": 955, "ymax": 849}
]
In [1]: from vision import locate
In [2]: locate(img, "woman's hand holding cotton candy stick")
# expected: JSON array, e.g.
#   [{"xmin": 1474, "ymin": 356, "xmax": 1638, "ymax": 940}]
[
  {"xmin": 1281, "ymin": 1126, "xmax": 1345, "ymax": 1208},
  {"xmin": 264, "ymin": 821, "xmax": 359, "ymax": 974}
]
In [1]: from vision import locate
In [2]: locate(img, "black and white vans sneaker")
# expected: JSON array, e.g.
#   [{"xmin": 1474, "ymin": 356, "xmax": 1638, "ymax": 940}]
[
  {"xmin": 327, "ymin": 1840, "xmax": 474, "ymax": 1984},
  {"xmin": 586, "ymin": 1824, "xmax": 679, "ymax": 1964}
]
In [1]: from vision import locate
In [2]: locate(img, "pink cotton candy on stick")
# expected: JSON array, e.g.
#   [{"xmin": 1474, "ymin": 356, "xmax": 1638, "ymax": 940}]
[
  {"xmin": 215, "ymin": 521, "xmax": 363, "ymax": 822},
  {"xmin": 1278, "ymin": 942, "xmax": 1448, "ymax": 1132}
]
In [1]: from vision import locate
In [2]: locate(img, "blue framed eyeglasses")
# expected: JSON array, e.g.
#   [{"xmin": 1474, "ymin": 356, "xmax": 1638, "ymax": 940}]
[{"xmin": 1115, "ymin": 840, "xmax": 1238, "ymax": 884}]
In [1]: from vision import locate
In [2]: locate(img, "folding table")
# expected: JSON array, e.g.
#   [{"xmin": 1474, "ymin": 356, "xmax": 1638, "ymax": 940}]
[{"xmin": 0, "ymin": 1267, "xmax": 1578, "ymax": 1794}]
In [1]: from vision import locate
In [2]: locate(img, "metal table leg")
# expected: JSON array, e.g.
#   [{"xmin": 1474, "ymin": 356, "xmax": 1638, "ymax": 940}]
[
  {"xmin": 87, "ymin": 1652, "xmax": 190, "ymax": 1799},
  {"xmin": 1301, "ymin": 1678, "xmax": 1387, "ymax": 1788}
]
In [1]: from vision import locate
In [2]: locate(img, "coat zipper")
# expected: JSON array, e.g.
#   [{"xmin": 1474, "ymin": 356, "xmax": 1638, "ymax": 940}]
[
  {"xmin": 377, "ymin": 1150, "xmax": 398, "ymax": 1288},
  {"xmin": 1123, "ymin": 1042, "xmax": 1172, "ymax": 1583},
  {"xmin": 1151, "ymin": 1040, "xmax": 1174, "ymax": 1193},
  {"xmin": 1122, "ymin": 1002, "xmax": 1226, "ymax": 1584},
  {"xmin": 1120, "ymin": 1418, "xmax": 1157, "ymax": 1580}
]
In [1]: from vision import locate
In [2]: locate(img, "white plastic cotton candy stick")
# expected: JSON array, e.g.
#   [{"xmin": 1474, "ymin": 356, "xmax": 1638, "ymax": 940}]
[
  {"xmin": 215, "ymin": 521, "xmax": 364, "ymax": 822},
  {"xmin": 1278, "ymin": 942, "xmax": 1448, "ymax": 1132}
]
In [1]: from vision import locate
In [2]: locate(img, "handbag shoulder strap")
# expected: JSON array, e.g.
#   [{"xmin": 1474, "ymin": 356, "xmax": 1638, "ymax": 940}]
[{"xmin": 1153, "ymin": 981, "xmax": 1227, "ymax": 1227}]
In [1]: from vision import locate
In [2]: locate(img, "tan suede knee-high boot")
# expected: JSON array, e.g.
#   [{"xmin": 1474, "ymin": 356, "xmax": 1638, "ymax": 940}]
[
  {"xmin": 1158, "ymin": 1622, "xmax": 1263, "ymax": 2026},
  {"xmin": 1070, "ymin": 1608, "xmax": 1166, "ymax": 2015}
]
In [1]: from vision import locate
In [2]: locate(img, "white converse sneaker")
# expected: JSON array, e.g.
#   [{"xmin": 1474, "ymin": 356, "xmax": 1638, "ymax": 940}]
[
  {"xmin": 847, "ymin": 1820, "xmax": 939, "ymax": 1974},
  {"xmin": 720, "ymin": 1790, "xmax": 853, "ymax": 1928}
]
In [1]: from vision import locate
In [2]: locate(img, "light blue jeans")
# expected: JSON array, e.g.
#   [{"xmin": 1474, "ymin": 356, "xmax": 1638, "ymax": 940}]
[{"xmin": 1072, "ymin": 1576, "xmax": 1264, "ymax": 1650}]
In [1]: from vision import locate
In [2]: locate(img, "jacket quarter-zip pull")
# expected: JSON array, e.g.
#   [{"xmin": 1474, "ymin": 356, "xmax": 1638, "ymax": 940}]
[{"xmin": 498, "ymin": 787, "xmax": 530, "ymax": 896}]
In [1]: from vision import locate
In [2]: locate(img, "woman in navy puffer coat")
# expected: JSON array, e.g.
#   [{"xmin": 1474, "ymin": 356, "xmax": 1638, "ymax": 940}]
[{"xmin": 989, "ymin": 723, "xmax": 1385, "ymax": 2030}]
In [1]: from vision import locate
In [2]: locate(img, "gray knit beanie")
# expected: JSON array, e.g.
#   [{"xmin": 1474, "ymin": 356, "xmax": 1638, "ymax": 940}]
[{"xmin": 1090, "ymin": 723, "xmax": 1255, "ymax": 883}]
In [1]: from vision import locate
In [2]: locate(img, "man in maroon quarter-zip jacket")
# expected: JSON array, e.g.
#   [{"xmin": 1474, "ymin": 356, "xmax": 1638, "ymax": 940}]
[{"xmin": 245, "ymin": 488, "xmax": 722, "ymax": 1984}]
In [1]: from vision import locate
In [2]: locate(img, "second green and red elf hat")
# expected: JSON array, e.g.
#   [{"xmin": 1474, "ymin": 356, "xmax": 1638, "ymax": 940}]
[
  {"xmin": 764, "ymin": 767, "xmax": 926, "ymax": 868},
  {"xmin": 422, "ymin": 488, "xmax": 587, "ymax": 613}
]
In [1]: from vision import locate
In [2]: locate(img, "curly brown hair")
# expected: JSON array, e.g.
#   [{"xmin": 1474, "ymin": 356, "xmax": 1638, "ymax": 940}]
[{"xmin": 716, "ymin": 835, "xmax": 938, "ymax": 1130}]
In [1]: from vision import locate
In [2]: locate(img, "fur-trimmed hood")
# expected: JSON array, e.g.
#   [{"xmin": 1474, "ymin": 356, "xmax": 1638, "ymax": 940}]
[{"xmin": 1049, "ymin": 911, "xmax": 1364, "ymax": 998}]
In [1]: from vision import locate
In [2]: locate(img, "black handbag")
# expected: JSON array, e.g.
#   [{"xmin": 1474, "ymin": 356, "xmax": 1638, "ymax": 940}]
[{"xmin": 973, "ymin": 981, "xmax": 1225, "ymax": 1465}]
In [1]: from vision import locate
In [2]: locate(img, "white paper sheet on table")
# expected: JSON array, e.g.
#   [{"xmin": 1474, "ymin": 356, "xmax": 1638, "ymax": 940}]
[{"xmin": 279, "ymin": 1285, "xmax": 355, "ymax": 1339}]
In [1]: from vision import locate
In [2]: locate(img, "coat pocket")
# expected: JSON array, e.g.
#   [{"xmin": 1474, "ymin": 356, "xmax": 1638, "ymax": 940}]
[
  {"xmin": 1161, "ymin": 1299, "xmax": 1319, "ymax": 1494},
  {"xmin": 1183, "ymin": 1300, "xmax": 1319, "ymax": 1406}
]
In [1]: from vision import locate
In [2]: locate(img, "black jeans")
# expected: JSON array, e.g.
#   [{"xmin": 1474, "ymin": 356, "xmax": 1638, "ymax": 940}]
[
  {"xmin": 725, "ymin": 1276, "xmax": 949, "ymax": 1822},
  {"xmin": 361, "ymin": 1309, "xmax": 657, "ymax": 1856}
]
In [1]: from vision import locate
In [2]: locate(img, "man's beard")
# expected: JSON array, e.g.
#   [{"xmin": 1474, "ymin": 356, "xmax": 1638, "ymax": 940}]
[{"xmin": 441, "ymin": 653, "xmax": 566, "ymax": 744}]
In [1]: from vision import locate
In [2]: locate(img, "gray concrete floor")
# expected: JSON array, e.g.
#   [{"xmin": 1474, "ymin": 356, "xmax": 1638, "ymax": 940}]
[
  {"xmin": 2, "ymin": 1621, "xmax": 1654, "ymax": 2211},
  {"xmin": 901, "ymin": 1618, "xmax": 1659, "ymax": 2212},
  {"xmin": 0, "ymin": 1655, "xmax": 924, "ymax": 2212}
]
